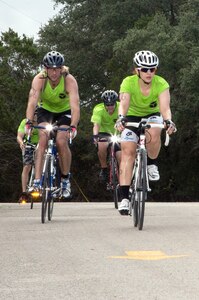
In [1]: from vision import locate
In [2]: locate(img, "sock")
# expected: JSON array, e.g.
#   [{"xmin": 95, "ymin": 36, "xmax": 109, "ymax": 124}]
[
  {"xmin": 120, "ymin": 185, "xmax": 130, "ymax": 200},
  {"xmin": 61, "ymin": 173, "xmax": 70, "ymax": 180},
  {"xmin": 33, "ymin": 179, "xmax": 40, "ymax": 184},
  {"xmin": 147, "ymin": 157, "xmax": 157, "ymax": 166}
]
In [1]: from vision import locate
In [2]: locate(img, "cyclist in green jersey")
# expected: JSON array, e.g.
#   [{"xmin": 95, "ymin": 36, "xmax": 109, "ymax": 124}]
[
  {"xmin": 25, "ymin": 51, "xmax": 80, "ymax": 199},
  {"xmin": 115, "ymin": 50, "xmax": 176, "ymax": 215},
  {"xmin": 17, "ymin": 111, "xmax": 39, "ymax": 203},
  {"xmin": 91, "ymin": 90, "xmax": 121, "ymax": 181}
]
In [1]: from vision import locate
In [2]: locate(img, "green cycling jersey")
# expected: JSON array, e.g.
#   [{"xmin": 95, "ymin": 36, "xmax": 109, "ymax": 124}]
[
  {"xmin": 120, "ymin": 74, "xmax": 169, "ymax": 116},
  {"xmin": 91, "ymin": 102, "xmax": 119, "ymax": 134},
  {"xmin": 38, "ymin": 76, "xmax": 70, "ymax": 113},
  {"xmin": 18, "ymin": 119, "xmax": 39, "ymax": 144}
]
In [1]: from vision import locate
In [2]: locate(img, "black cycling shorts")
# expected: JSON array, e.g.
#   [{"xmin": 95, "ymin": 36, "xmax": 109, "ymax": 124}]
[
  {"xmin": 98, "ymin": 132, "xmax": 121, "ymax": 152},
  {"xmin": 37, "ymin": 107, "xmax": 71, "ymax": 126}
]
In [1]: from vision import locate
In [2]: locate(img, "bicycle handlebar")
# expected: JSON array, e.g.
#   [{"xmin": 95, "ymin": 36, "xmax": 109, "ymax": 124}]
[
  {"xmin": 25, "ymin": 142, "xmax": 37, "ymax": 150},
  {"xmin": 32, "ymin": 124, "xmax": 73, "ymax": 144},
  {"xmin": 125, "ymin": 122, "xmax": 169, "ymax": 146},
  {"xmin": 125, "ymin": 122, "xmax": 165, "ymax": 129}
]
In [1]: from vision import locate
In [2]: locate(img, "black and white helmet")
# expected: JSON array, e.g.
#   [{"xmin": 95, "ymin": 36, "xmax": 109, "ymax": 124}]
[
  {"xmin": 43, "ymin": 51, "xmax": 64, "ymax": 68},
  {"xmin": 133, "ymin": 50, "xmax": 159, "ymax": 68},
  {"xmin": 101, "ymin": 90, "xmax": 118, "ymax": 106}
]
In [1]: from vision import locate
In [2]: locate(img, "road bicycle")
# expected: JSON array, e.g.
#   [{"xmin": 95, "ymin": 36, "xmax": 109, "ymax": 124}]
[
  {"xmin": 31, "ymin": 123, "xmax": 71, "ymax": 224},
  {"xmin": 126, "ymin": 120, "xmax": 169, "ymax": 230},
  {"xmin": 98, "ymin": 135, "xmax": 120, "ymax": 209}
]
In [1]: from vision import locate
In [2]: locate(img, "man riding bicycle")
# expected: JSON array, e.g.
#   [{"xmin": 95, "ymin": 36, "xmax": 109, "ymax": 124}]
[
  {"xmin": 25, "ymin": 50, "xmax": 80, "ymax": 199},
  {"xmin": 115, "ymin": 50, "xmax": 176, "ymax": 215},
  {"xmin": 91, "ymin": 90, "xmax": 121, "ymax": 182},
  {"xmin": 17, "ymin": 110, "xmax": 38, "ymax": 203}
]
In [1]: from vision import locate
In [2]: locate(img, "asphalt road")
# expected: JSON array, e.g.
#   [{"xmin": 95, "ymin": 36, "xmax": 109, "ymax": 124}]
[{"xmin": 0, "ymin": 201, "xmax": 199, "ymax": 300}]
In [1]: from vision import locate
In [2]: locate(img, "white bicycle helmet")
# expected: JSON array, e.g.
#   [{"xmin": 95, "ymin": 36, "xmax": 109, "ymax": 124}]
[{"xmin": 133, "ymin": 50, "xmax": 159, "ymax": 68}]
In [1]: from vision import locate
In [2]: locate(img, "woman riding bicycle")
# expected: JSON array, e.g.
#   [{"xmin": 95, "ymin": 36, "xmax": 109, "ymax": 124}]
[{"xmin": 115, "ymin": 50, "xmax": 176, "ymax": 215}]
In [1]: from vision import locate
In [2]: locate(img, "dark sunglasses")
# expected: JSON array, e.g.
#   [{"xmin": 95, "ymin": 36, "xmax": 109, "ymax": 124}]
[
  {"xmin": 105, "ymin": 104, "xmax": 115, "ymax": 107},
  {"xmin": 139, "ymin": 67, "xmax": 156, "ymax": 73}
]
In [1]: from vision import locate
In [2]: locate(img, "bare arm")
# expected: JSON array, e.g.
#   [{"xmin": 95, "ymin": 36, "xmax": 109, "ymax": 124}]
[
  {"xmin": 118, "ymin": 93, "xmax": 130, "ymax": 116},
  {"xmin": 93, "ymin": 123, "xmax": 100, "ymax": 135},
  {"xmin": 159, "ymin": 89, "xmax": 172, "ymax": 120},
  {"xmin": 159, "ymin": 88, "xmax": 177, "ymax": 134},
  {"xmin": 116, "ymin": 93, "xmax": 131, "ymax": 131},
  {"xmin": 17, "ymin": 131, "xmax": 25, "ymax": 149},
  {"xmin": 26, "ymin": 75, "xmax": 43, "ymax": 121},
  {"xmin": 66, "ymin": 74, "xmax": 80, "ymax": 128}
]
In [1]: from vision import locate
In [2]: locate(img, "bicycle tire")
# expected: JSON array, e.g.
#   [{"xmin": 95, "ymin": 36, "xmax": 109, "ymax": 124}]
[
  {"xmin": 111, "ymin": 156, "xmax": 119, "ymax": 209},
  {"xmin": 133, "ymin": 195, "xmax": 138, "ymax": 227},
  {"xmin": 41, "ymin": 155, "xmax": 50, "ymax": 224},
  {"xmin": 48, "ymin": 156, "xmax": 55, "ymax": 221},
  {"xmin": 129, "ymin": 180, "xmax": 138, "ymax": 227},
  {"xmin": 27, "ymin": 164, "xmax": 35, "ymax": 209},
  {"xmin": 30, "ymin": 196, "xmax": 34, "ymax": 209},
  {"xmin": 137, "ymin": 149, "xmax": 147, "ymax": 230},
  {"xmin": 48, "ymin": 193, "xmax": 54, "ymax": 221}
]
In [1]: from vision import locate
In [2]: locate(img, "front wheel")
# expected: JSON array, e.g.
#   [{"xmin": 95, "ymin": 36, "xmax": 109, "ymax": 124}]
[
  {"xmin": 137, "ymin": 149, "xmax": 147, "ymax": 230},
  {"xmin": 111, "ymin": 156, "xmax": 119, "ymax": 209},
  {"xmin": 48, "ymin": 196, "xmax": 54, "ymax": 221},
  {"xmin": 41, "ymin": 156, "xmax": 50, "ymax": 224},
  {"xmin": 129, "ymin": 184, "xmax": 138, "ymax": 227}
]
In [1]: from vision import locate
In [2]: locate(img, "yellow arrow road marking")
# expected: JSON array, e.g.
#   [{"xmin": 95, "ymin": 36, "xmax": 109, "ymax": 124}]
[{"xmin": 109, "ymin": 251, "xmax": 189, "ymax": 260}]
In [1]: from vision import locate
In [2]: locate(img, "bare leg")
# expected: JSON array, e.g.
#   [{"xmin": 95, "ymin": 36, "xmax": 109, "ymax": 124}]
[
  {"xmin": 34, "ymin": 124, "xmax": 48, "ymax": 180},
  {"xmin": 146, "ymin": 128, "xmax": 161, "ymax": 159},
  {"xmin": 119, "ymin": 141, "xmax": 137, "ymax": 186},
  {"xmin": 56, "ymin": 130, "xmax": 71, "ymax": 175},
  {"xmin": 21, "ymin": 165, "xmax": 31, "ymax": 192},
  {"xmin": 97, "ymin": 142, "xmax": 109, "ymax": 168}
]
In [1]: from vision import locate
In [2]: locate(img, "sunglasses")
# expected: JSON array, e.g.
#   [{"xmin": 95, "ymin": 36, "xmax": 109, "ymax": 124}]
[
  {"xmin": 105, "ymin": 104, "xmax": 115, "ymax": 107},
  {"xmin": 138, "ymin": 67, "xmax": 156, "ymax": 73}
]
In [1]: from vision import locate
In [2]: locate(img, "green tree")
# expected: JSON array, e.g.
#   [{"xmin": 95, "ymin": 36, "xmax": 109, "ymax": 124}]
[{"xmin": 0, "ymin": 29, "xmax": 39, "ymax": 201}]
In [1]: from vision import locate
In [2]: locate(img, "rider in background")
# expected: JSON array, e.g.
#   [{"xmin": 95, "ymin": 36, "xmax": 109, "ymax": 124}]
[
  {"xmin": 25, "ymin": 51, "xmax": 80, "ymax": 199},
  {"xmin": 115, "ymin": 50, "xmax": 176, "ymax": 215},
  {"xmin": 91, "ymin": 90, "xmax": 121, "ymax": 182},
  {"xmin": 17, "ymin": 111, "xmax": 38, "ymax": 203}
]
